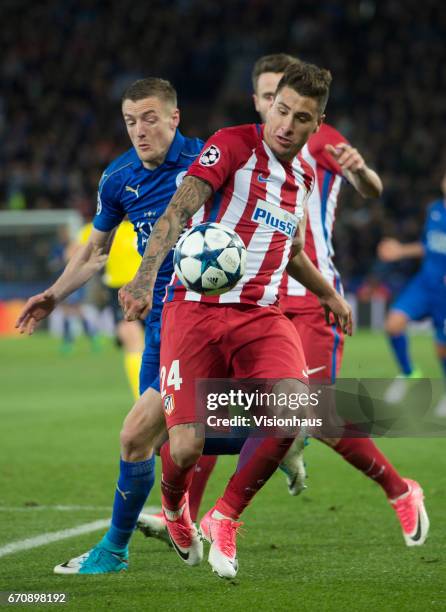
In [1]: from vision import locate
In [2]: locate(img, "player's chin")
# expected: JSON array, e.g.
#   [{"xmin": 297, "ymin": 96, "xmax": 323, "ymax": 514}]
[
  {"xmin": 275, "ymin": 138, "xmax": 303, "ymax": 159},
  {"xmin": 271, "ymin": 142, "xmax": 294, "ymax": 160},
  {"xmin": 138, "ymin": 149, "xmax": 154, "ymax": 162}
]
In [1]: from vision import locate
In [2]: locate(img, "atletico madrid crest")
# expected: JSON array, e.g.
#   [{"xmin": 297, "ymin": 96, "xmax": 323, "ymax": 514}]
[{"xmin": 163, "ymin": 394, "xmax": 175, "ymax": 415}]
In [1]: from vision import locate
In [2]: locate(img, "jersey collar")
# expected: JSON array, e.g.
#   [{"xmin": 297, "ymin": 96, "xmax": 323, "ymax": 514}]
[{"xmin": 165, "ymin": 129, "xmax": 185, "ymax": 165}]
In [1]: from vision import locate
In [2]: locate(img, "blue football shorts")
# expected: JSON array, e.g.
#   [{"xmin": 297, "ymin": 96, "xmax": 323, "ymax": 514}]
[
  {"xmin": 139, "ymin": 323, "xmax": 161, "ymax": 395},
  {"xmin": 391, "ymin": 272, "xmax": 446, "ymax": 344}
]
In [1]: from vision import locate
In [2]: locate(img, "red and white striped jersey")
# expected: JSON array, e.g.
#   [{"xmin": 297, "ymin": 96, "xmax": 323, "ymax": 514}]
[
  {"xmin": 166, "ymin": 124, "xmax": 314, "ymax": 307},
  {"xmin": 279, "ymin": 123, "xmax": 348, "ymax": 313}
]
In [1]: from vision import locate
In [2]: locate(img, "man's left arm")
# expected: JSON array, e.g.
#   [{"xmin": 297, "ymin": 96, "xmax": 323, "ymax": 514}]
[
  {"xmin": 325, "ymin": 142, "xmax": 383, "ymax": 198},
  {"xmin": 287, "ymin": 216, "xmax": 353, "ymax": 335}
]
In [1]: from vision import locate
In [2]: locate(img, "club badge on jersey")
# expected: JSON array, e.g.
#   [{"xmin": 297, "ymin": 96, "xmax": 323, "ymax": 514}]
[{"xmin": 163, "ymin": 394, "xmax": 175, "ymax": 415}]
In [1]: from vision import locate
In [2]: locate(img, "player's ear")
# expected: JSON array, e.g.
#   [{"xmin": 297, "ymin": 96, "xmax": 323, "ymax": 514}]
[
  {"xmin": 313, "ymin": 113, "xmax": 325, "ymax": 133},
  {"xmin": 253, "ymin": 93, "xmax": 260, "ymax": 113},
  {"xmin": 171, "ymin": 108, "xmax": 180, "ymax": 128}
]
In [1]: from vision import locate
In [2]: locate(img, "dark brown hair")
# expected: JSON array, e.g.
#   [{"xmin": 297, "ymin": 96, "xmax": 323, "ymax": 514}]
[
  {"xmin": 276, "ymin": 62, "xmax": 332, "ymax": 113},
  {"xmin": 122, "ymin": 77, "xmax": 177, "ymax": 107},
  {"xmin": 251, "ymin": 53, "xmax": 299, "ymax": 92}
]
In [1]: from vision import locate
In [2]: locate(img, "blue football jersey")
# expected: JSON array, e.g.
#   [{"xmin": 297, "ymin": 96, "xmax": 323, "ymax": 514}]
[
  {"xmin": 420, "ymin": 199, "xmax": 446, "ymax": 289},
  {"xmin": 93, "ymin": 130, "xmax": 204, "ymax": 324}
]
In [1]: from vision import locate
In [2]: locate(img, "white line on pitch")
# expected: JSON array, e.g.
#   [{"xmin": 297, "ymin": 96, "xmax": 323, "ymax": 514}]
[
  {"xmin": 0, "ymin": 505, "xmax": 160, "ymax": 513},
  {"xmin": 0, "ymin": 506, "xmax": 111, "ymax": 512},
  {"xmin": 0, "ymin": 519, "xmax": 110, "ymax": 558},
  {"xmin": 0, "ymin": 506, "xmax": 160, "ymax": 558}
]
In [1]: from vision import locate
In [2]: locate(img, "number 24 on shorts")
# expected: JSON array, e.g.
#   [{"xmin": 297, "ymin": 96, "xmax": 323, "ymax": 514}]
[{"xmin": 160, "ymin": 360, "xmax": 183, "ymax": 397}]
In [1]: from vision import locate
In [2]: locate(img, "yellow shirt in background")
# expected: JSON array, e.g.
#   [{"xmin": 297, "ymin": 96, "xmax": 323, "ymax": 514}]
[{"xmin": 78, "ymin": 222, "xmax": 141, "ymax": 288}]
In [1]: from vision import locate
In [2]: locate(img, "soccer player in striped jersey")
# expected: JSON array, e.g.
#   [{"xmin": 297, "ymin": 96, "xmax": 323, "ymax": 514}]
[
  {"xmin": 137, "ymin": 54, "xmax": 430, "ymax": 550},
  {"xmin": 253, "ymin": 54, "xmax": 429, "ymax": 547},
  {"xmin": 120, "ymin": 61, "xmax": 352, "ymax": 578}
]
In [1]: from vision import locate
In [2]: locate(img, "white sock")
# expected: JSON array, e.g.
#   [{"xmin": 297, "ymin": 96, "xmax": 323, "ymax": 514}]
[
  {"xmin": 164, "ymin": 503, "xmax": 185, "ymax": 521},
  {"xmin": 212, "ymin": 509, "xmax": 231, "ymax": 520}
]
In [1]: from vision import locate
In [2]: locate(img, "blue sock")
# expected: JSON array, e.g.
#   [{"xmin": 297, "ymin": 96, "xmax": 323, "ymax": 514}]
[
  {"xmin": 62, "ymin": 317, "xmax": 73, "ymax": 343},
  {"xmin": 389, "ymin": 334, "xmax": 413, "ymax": 375},
  {"xmin": 80, "ymin": 316, "xmax": 95, "ymax": 338},
  {"xmin": 101, "ymin": 456, "xmax": 155, "ymax": 552}
]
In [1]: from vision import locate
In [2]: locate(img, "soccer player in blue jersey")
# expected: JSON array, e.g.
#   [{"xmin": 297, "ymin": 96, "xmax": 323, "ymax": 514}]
[
  {"xmin": 379, "ymin": 171, "xmax": 446, "ymax": 414},
  {"xmin": 16, "ymin": 77, "xmax": 205, "ymax": 574}
]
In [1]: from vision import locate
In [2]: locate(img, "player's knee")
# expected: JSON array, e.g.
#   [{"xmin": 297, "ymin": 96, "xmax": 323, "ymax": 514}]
[
  {"xmin": 272, "ymin": 378, "xmax": 307, "ymax": 397},
  {"xmin": 170, "ymin": 436, "xmax": 204, "ymax": 469},
  {"xmin": 120, "ymin": 389, "xmax": 165, "ymax": 460},
  {"xmin": 385, "ymin": 312, "xmax": 407, "ymax": 335},
  {"xmin": 168, "ymin": 423, "xmax": 205, "ymax": 468},
  {"xmin": 119, "ymin": 423, "xmax": 137, "ymax": 451},
  {"xmin": 272, "ymin": 378, "xmax": 308, "ymax": 421},
  {"xmin": 120, "ymin": 409, "xmax": 156, "ymax": 460},
  {"xmin": 120, "ymin": 424, "xmax": 152, "ymax": 461}
]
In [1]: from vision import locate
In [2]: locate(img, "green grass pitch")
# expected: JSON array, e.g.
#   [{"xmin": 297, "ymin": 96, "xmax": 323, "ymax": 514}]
[{"xmin": 0, "ymin": 331, "xmax": 445, "ymax": 611}]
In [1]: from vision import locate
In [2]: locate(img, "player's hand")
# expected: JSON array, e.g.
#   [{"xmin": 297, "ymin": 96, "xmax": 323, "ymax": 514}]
[
  {"xmin": 325, "ymin": 142, "xmax": 365, "ymax": 174},
  {"xmin": 377, "ymin": 238, "xmax": 403, "ymax": 262},
  {"xmin": 118, "ymin": 282, "xmax": 152, "ymax": 321},
  {"xmin": 319, "ymin": 292, "xmax": 353, "ymax": 336},
  {"xmin": 15, "ymin": 290, "xmax": 57, "ymax": 335}
]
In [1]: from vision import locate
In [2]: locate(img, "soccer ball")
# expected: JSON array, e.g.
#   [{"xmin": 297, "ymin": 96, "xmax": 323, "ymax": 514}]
[{"xmin": 174, "ymin": 222, "xmax": 246, "ymax": 295}]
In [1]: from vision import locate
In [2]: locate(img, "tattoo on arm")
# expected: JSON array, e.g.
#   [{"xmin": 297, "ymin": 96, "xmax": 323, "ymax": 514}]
[
  {"xmin": 167, "ymin": 175, "xmax": 213, "ymax": 235},
  {"xmin": 130, "ymin": 177, "xmax": 213, "ymax": 298}
]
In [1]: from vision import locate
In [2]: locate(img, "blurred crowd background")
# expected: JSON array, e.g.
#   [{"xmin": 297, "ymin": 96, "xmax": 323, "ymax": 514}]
[{"xmin": 1, "ymin": 0, "xmax": 445, "ymax": 297}]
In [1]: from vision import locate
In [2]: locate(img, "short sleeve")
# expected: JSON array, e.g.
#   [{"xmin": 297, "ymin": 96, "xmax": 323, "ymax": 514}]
[
  {"xmin": 93, "ymin": 171, "xmax": 125, "ymax": 232},
  {"xmin": 186, "ymin": 128, "xmax": 240, "ymax": 192}
]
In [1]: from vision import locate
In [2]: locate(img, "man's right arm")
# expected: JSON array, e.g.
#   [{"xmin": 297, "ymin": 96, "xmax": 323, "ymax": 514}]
[
  {"xmin": 377, "ymin": 238, "xmax": 424, "ymax": 262},
  {"xmin": 119, "ymin": 176, "xmax": 213, "ymax": 321},
  {"xmin": 16, "ymin": 227, "xmax": 115, "ymax": 335},
  {"xmin": 50, "ymin": 228, "xmax": 115, "ymax": 301}
]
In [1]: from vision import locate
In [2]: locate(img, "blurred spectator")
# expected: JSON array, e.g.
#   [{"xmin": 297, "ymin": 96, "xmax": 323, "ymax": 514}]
[{"xmin": 1, "ymin": 0, "xmax": 445, "ymax": 295}]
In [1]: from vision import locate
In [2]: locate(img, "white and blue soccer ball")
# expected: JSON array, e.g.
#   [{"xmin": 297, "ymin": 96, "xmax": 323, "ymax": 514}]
[{"xmin": 174, "ymin": 222, "xmax": 247, "ymax": 295}]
